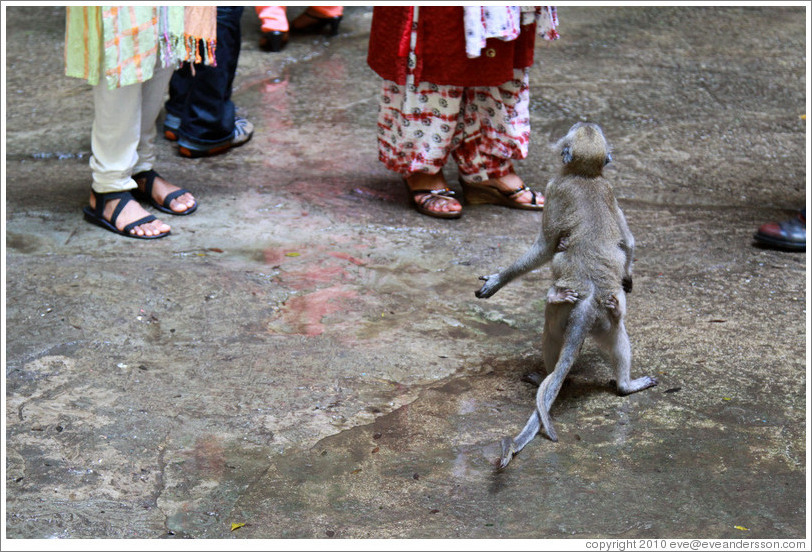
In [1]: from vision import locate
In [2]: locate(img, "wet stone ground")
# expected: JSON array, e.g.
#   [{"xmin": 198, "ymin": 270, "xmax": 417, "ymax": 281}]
[{"xmin": 4, "ymin": 5, "xmax": 808, "ymax": 542}]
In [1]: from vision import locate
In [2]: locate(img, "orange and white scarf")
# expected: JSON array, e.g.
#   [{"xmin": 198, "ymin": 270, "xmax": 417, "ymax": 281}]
[{"xmin": 65, "ymin": 6, "xmax": 216, "ymax": 89}]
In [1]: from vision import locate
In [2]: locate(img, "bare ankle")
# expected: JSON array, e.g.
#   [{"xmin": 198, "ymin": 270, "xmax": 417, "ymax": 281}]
[{"xmin": 406, "ymin": 172, "xmax": 447, "ymax": 191}]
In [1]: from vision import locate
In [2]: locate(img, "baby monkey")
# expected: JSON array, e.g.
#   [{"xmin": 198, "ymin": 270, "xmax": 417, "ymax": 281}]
[{"xmin": 476, "ymin": 122, "xmax": 657, "ymax": 468}]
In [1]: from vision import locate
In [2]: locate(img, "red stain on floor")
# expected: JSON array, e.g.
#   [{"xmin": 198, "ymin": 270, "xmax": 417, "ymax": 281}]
[
  {"xmin": 263, "ymin": 248, "xmax": 301, "ymax": 266},
  {"xmin": 283, "ymin": 264, "xmax": 350, "ymax": 290},
  {"xmin": 181, "ymin": 435, "xmax": 225, "ymax": 475},
  {"xmin": 326, "ymin": 251, "xmax": 366, "ymax": 266},
  {"xmin": 277, "ymin": 286, "xmax": 358, "ymax": 337}
]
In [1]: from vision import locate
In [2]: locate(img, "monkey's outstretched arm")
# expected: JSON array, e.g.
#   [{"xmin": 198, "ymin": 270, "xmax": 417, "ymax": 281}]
[{"xmin": 476, "ymin": 230, "xmax": 556, "ymax": 298}]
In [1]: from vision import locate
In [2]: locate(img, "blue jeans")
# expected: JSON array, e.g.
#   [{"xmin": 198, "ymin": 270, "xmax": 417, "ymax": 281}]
[{"xmin": 165, "ymin": 6, "xmax": 244, "ymax": 146}]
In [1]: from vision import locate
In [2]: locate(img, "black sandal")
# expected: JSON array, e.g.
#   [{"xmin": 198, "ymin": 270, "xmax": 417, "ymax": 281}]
[
  {"xmin": 409, "ymin": 187, "xmax": 463, "ymax": 219},
  {"xmin": 291, "ymin": 9, "xmax": 342, "ymax": 35},
  {"xmin": 82, "ymin": 190, "xmax": 170, "ymax": 239},
  {"xmin": 132, "ymin": 169, "xmax": 197, "ymax": 216}
]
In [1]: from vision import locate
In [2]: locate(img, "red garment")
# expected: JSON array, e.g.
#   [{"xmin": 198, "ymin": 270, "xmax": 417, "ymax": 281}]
[{"xmin": 367, "ymin": 6, "xmax": 537, "ymax": 87}]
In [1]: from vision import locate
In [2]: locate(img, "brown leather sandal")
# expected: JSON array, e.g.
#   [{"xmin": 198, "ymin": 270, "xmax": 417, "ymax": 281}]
[{"xmin": 462, "ymin": 180, "xmax": 545, "ymax": 210}]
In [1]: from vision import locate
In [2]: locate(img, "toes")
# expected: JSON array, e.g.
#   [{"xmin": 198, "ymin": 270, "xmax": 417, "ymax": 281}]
[
  {"xmin": 419, "ymin": 193, "xmax": 460, "ymax": 214},
  {"xmin": 180, "ymin": 192, "xmax": 196, "ymax": 207},
  {"xmin": 169, "ymin": 192, "xmax": 196, "ymax": 213},
  {"xmin": 169, "ymin": 199, "xmax": 189, "ymax": 213},
  {"xmin": 140, "ymin": 220, "xmax": 171, "ymax": 237}
]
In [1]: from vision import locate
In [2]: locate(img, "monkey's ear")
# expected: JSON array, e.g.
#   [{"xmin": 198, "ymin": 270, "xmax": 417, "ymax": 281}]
[
  {"xmin": 561, "ymin": 146, "xmax": 573, "ymax": 165},
  {"xmin": 604, "ymin": 153, "xmax": 612, "ymax": 166}
]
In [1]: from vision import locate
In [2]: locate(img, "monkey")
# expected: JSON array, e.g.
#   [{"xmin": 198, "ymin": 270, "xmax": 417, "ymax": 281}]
[{"xmin": 475, "ymin": 122, "xmax": 657, "ymax": 468}]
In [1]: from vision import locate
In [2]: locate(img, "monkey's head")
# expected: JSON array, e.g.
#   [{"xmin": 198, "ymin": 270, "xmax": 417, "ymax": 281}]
[{"xmin": 555, "ymin": 122, "xmax": 612, "ymax": 178}]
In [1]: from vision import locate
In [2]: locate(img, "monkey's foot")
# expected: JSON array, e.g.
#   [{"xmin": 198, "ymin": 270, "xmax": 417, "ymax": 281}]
[
  {"xmin": 548, "ymin": 287, "xmax": 578, "ymax": 304},
  {"xmin": 476, "ymin": 274, "xmax": 502, "ymax": 298},
  {"xmin": 497, "ymin": 437, "xmax": 517, "ymax": 469},
  {"xmin": 617, "ymin": 375, "xmax": 658, "ymax": 395},
  {"xmin": 521, "ymin": 371, "xmax": 544, "ymax": 386}
]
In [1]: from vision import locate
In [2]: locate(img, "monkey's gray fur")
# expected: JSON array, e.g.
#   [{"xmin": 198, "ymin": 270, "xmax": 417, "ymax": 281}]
[{"xmin": 476, "ymin": 122, "xmax": 657, "ymax": 468}]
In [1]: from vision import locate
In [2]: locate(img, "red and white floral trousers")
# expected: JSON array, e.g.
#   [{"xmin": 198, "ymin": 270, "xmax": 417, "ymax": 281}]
[{"xmin": 376, "ymin": 68, "xmax": 531, "ymax": 183}]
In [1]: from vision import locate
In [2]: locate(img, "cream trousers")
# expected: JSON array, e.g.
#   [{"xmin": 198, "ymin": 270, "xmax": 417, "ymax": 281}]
[{"xmin": 89, "ymin": 65, "xmax": 173, "ymax": 193}]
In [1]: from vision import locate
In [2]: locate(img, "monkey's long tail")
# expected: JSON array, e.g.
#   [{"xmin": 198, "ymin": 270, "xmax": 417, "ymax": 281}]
[
  {"xmin": 536, "ymin": 293, "xmax": 596, "ymax": 442},
  {"xmin": 498, "ymin": 409, "xmax": 542, "ymax": 468}
]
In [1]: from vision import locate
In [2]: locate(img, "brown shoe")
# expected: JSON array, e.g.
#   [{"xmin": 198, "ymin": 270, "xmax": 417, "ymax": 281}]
[{"xmin": 753, "ymin": 209, "xmax": 806, "ymax": 251}]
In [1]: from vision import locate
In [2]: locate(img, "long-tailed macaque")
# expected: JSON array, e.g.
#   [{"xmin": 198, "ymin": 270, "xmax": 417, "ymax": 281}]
[{"xmin": 476, "ymin": 122, "xmax": 657, "ymax": 468}]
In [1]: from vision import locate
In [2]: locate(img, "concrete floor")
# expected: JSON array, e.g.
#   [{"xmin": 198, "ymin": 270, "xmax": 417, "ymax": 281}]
[{"xmin": 3, "ymin": 5, "xmax": 808, "ymax": 543}]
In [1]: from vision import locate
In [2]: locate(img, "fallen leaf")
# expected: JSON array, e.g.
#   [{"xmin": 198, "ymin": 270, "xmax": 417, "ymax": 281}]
[
  {"xmin": 734, "ymin": 525, "xmax": 749, "ymax": 531},
  {"xmin": 285, "ymin": 252, "xmax": 301, "ymax": 257},
  {"xmin": 351, "ymin": 468, "xmax": 362, "ymax": 474},
  {"xmin": 231, "ymin": 523, "xmax": 245, "ymax": 531}
]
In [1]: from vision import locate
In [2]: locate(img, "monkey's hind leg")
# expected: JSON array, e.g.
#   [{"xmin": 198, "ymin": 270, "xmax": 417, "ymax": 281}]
[{"xmin": 602, "ymin": 297, "xmax": 658, "ymax": 395}]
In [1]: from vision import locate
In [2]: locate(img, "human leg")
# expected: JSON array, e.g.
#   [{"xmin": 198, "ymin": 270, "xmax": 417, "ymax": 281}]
[
  {"xmin": 174, "ymin": 7, "xmax": 253, "ymax": 158},
  {"xmin": 86, "ymin": 80, "xmax": 170, "ymax": 238},
  {"xmin": 174, "ymin": 7, "xmax": 245, "ymax": 144},
  {"xmin": 131, "ymin": 65, "xmax": 197, "ymax": 215},
  {"xmin": 164, "ymin": 64, "xmax": 191, "ymax": 141},
  {"xmin": 377, "ymin": 80, "xmax": 467, "ymax": 217},
  {"xmin": 453, "ymin": 69, "xmax": 543, "ymax": 209},
  {"xmin": 256, "ymin": 6, "xmax": 289, "ymax": 51}
]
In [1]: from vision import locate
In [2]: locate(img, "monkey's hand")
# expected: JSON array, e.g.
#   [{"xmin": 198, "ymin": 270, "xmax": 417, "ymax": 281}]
[
  {"xmin": 622, "ymin": 276, "xmax": 633, "ymax": 294},
  {"xmin": 547, "ymin": 287, "xmax": 579, "ymax": 304},
  {"xmin": 476, "ymin": 274, "xmax": 503, "ymax": 298},
  {"xmin": 605, "ymin": 294, "xmax": 624, "ymax": 320}
]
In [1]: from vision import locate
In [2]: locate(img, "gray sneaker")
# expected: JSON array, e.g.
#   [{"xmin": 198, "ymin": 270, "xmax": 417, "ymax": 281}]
[{"xmin": 177, "ymin": 116, "xmax": 254, "ymax": 158}]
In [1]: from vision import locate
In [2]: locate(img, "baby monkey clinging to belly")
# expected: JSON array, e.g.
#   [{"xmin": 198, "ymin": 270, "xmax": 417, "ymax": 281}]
[{"xmin": 476, "ymin": 122, "xmax": 657, "ymax": 468}]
